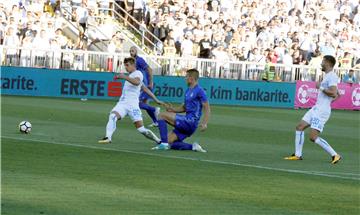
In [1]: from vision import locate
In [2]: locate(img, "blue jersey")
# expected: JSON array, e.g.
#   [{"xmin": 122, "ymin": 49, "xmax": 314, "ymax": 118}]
[
  {"xmin": 184, "ymin": 84, "xmax": 208, "ymax": 123},
  {"xmin": 173, "ymin": 84, "xmax": 207, "ymax": 141},
  {"xmin": 135, "ymin": 56, "xmax": 149, "ymax": 85}
]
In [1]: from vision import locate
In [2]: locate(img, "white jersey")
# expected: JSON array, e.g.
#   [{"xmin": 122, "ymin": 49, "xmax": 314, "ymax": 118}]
[
  {"xmin": 314, "ymin": 71, "xmax": 339, "ymax": 112},
  {"xmin": 119, "ymin": 70, "xmax": 143, "ymax": 104}
]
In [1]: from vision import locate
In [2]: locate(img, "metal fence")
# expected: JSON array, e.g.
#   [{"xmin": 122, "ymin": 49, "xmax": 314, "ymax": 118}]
[{"xmin": 1, "ymin": 46, "xmax": 359, "ymax": 83}]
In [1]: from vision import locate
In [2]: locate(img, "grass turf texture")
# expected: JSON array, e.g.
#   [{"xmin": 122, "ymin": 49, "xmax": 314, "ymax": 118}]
[{"xmin": 1, "ymin": 95, "xmax": 359, "ymax": 215}]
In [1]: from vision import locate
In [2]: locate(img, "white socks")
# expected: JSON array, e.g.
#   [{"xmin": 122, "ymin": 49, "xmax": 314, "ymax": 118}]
[
  {"xmin": 105, "ymin": 113, "xmax": 117, "ymax": 140},
  {"xmin": 137, "ymin": 126, "xmax": 161, "ymax": 143},
  {"xmin": 314, "ymin": 137, "xmax": 337, "ymax": 156},
  {"xmin": 295, "ymin": 130, "xmax": 304, "ymax": 157},
  {"xmin": 295, "ymin": 130, "xmax": 337, "ymax": 157}
]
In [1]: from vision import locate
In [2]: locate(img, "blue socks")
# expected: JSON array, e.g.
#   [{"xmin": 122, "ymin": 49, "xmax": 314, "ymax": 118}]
[
  {"xmin": 170, "ymin": 141, "xmax": 193, "ymax": 150},
  {"xmin": 139, "ymin": 102, "xmax": 157, "ymax": 123},
  {"xmin": 158, "ymin": 119, "xmax": 192, "ymax": 151},
  {"xmin": 158, "ymin": 119, "xmax": 168, "ymax": 143}
]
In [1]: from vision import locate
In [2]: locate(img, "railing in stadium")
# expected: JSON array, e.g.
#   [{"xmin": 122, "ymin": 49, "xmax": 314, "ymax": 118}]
[{"xmin": 1, "ymin": 46, "xmax": 359, "ymax": 83}]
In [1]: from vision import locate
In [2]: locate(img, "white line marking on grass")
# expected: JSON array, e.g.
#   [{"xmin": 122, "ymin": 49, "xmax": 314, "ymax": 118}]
[
  {"xmin": 307, "ymin": 171, "xmax": 360, "ymax": 176},
  {"xmin": 2, "ymin": 136, "xmax": 359, "ymax": 181}
]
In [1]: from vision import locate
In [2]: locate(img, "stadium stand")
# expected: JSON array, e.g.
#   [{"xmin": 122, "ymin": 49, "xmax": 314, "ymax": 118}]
[{"xmin": 0, "ymin": 0, "xmax": 359, "ymax": 81}]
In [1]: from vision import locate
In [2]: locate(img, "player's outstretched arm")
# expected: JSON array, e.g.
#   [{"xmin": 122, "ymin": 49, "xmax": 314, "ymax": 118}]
[
  {"xmin": 166, "ymin": 104, "xmax": 186, "ymax": 113},
  {"xmin": 114, "ymin": 74, "xmax": 141, "ymax": 86},
  {"xmin": 147, "ymin": 66, "xmax": 154, "ymax": 89},
  {"xmin": 200, "ymin": 101, "xmax": 210, "ymax": 131},
  {"xmin": 141, "ymin": 85, "xmax": 164, "ymax": 105}
]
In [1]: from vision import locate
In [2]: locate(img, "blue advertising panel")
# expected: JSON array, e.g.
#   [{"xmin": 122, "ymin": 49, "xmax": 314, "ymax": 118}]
[
  {"xmin": 1, "ymin": 67, "xmax": 295, "ymax": 108},
  {"xmin": 1, "ymin": 66, "xmax": 121, "ymax": 99},
  {"xmin": 154, "ymin": 76, "xmax": 295, "ymax": 108}
]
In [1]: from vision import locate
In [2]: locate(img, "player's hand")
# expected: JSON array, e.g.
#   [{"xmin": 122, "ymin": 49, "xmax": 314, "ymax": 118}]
[
  {"xmin": 315, "ymin": 82, "xmax": 321, "ymax": 89},
  {"xmin": 156, "ymin": 100, "xmax": 165, "ymax": 105},
  {"xmin": 332, "ymin": 90, "xmax": 341, "ymax": 101},
  {"xmin": 148, "ymin": 82, "xmax": 153, "ymax": 89},
  {"xmin": 117, "ymin": 74, "xmax": 127, "ymax": 79},
  {"xmin": 200, "ymin": 123, "xmax": 207, "ymax": 132},
  {"xmin": 165, "ymin": 103, "xmax": 175, "ymax": 112},
  {"xmin": 161, "ymin": 102, "xmax": 170, "ymax": 108},
  {"xmin": 113, "ymin": 73, "xmax": 126, "ymax": 80}
]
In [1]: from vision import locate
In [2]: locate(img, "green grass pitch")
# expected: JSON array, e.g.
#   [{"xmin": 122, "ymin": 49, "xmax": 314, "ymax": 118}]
[{"xmin": 1, "ymin": 95, "xmax": 359, "ymax": 215}]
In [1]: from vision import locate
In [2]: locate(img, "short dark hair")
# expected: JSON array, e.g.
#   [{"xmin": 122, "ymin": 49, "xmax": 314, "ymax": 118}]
[
  {"xmin": 323, "ymin": 55, "xmax": 336, "ymax": 67},
  {"xmin": 124, "ymin": 57, "xmax": 135, "ymax": 65},
  {"xmin": 186, "ymin": 68, "xmax": 199, "ymax": 80}
]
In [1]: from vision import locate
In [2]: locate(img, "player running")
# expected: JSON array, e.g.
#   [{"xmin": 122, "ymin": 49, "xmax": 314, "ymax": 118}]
[
  {"xmin": 98, "ymin": 57, "xmax": 163, "ymax": 144},
  {"xmin": 285, "ymin": 55, "xmax": 342, "ymax": 164}
]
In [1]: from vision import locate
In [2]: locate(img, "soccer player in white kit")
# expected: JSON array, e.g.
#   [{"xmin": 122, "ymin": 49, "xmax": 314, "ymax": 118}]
[
  {"xmin": 98, "ymin": 57, "xmax": 162, "ymax": 144},
  {"xmin": 285, "ymin": 55, "xmax": 342, "ymax": 164}
]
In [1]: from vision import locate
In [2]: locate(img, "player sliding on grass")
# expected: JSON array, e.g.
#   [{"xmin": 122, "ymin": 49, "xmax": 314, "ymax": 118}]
[
  {"xmin": 98, "ymin": 57, "xmax": 163, "ymax": 144},
  {"xmin": 152, "ymin": 69, "xmax": 210, "ymax": 152},
  {"xmin": 285, "ymin": 55, "xmax": 341, "ymax": 164}
]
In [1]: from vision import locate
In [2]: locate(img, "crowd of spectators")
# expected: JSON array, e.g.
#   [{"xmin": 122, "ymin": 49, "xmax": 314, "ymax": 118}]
[
  {"xmin": 0, "ymin": 0, "xmax": 123, "ymax": 71},
  {"xmin": 1, "ymin": 0, "xmax": 360, "ymax": 77},
  {"xmin": 138, "ymin": 0, "xmax": 360, "ymax": 71}
]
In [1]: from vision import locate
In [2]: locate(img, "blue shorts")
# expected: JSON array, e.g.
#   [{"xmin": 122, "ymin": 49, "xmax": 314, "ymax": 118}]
[
  {"xmin": 173, "ymin": 114, "xmax": 198, "ymax": 141},
  {"xmin": 139, "ymin": 85, "xmax": 153, "ymax": 101},
  {"xmin": 139, "ymin": 90, "xmax": 150, "ymax": 101}
]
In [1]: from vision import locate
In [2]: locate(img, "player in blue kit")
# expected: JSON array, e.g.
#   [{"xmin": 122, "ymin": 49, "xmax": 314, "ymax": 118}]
[
  {"xmin": 152, "ymin": 69, "xmax": 210, "ymax": 152},
  {"xmin": 130, "ymin": 46, "xmax": 160, "ymax": 127}
]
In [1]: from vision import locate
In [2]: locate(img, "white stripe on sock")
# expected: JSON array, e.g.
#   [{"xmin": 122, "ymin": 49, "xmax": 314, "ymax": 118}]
[
  {"xmin": 315, "ymin": 137, "xmax": 337, "ymax": 156},
  {"xmin": 295, "ymin": 130, "xmax": 304, "ymax": 157}
]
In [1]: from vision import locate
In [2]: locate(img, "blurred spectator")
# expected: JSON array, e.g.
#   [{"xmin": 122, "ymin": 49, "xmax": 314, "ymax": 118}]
[
  {"xmin": 198, "ymin": 33, "xmax": 212, "ymax": 58},
  {"xmin": 247, "ymin": 47, "xmax": 264, "ymax": 80},
  {"xmin": 212, "ymin": 45, "xmax": 230, "ymax": 78},
  {"xmin": 181, "ymin": 31, "xmax": 193, "ymax": 57},
  {"xmin": 308, "ymin": 49, "xmax": 322, "ymax": 80},
  {"xmin": 76, "ymin": 0, "xmax": 88, "ymax": 33},
  {"xmin": 98, "ymin": 0, "xmax": 111, "ymax": 15},
  {"xmin": 48, "ymin": 37, "xmax": 62, "ymax": 68},
  {"xmin": 32, "ymin": 29, "xmax": 49, "ymax": 67},
  {"xmin": 4, "ymin": 27, "xmax": 20, "ymax": 65},
  {"xmin": 20, "ymin": 35, "xmax": 33, "ymax": 67},
  {"xmin": 292, "ymin": 49, "xmax": 306, "ymax": 65},
  {"xmin": 339, "ymin": 52, "xmax": 353, "ymax": 69},
  {"xmin": 61, "ymin": 38, "xmax": 75, "ymax": 69},
  {"xmin": 73, "ymin": 37, "xmax": 88, "ymax": 70},
  {"xmin": 54, "ymin": 28, "xmax": 68, "ymax": 48},
  {"xmin": 282, "ymin": 49, "xmax": 294, "ymax": 81},
  {"xmin": 133, "ymin": 0, "xmax": 146, "ymax": 28},
  {"xmin": 342, "ymin": 69, "xmax": 358, "ymax": 84}
]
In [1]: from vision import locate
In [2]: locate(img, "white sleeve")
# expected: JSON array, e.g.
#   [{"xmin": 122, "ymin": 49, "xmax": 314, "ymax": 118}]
[
  {"xmin": 328, "ymin": 74, "xmax": 339, "ymax": 87},
  {"xmin": 132, "ymin": 71, "xmax": 143, "ymax": 83}
]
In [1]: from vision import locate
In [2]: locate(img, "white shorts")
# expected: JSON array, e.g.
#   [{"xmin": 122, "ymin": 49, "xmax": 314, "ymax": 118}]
[
  {"xmin": 302, "ymin": 107, "xmax": 330, "ymax": 132},
  {"xmin": 111, "ymin": 102, "xmax": 143, "ymax": 122}
]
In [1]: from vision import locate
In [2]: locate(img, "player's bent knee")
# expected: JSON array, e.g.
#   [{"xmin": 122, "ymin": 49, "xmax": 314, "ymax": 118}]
[
  {"xmin": 296, "ymin": 125, "xmax": 304, "ymax": 131},
  {"xmin": 110, "ymin": 111, "xmax": 120, "ymax": 120},
  {"xmin": 158, "ymin": 112, "xmax": 167, "ymax": 120},
  {"xmin": 309, "ymin": 136, "xmax": 317, "ymax": 142}
]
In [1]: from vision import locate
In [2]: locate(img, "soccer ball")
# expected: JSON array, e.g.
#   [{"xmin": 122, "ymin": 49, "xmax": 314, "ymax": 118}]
[{"xmin": 19, "ymin": 121, "xmax": 32, "ymax": 134}]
